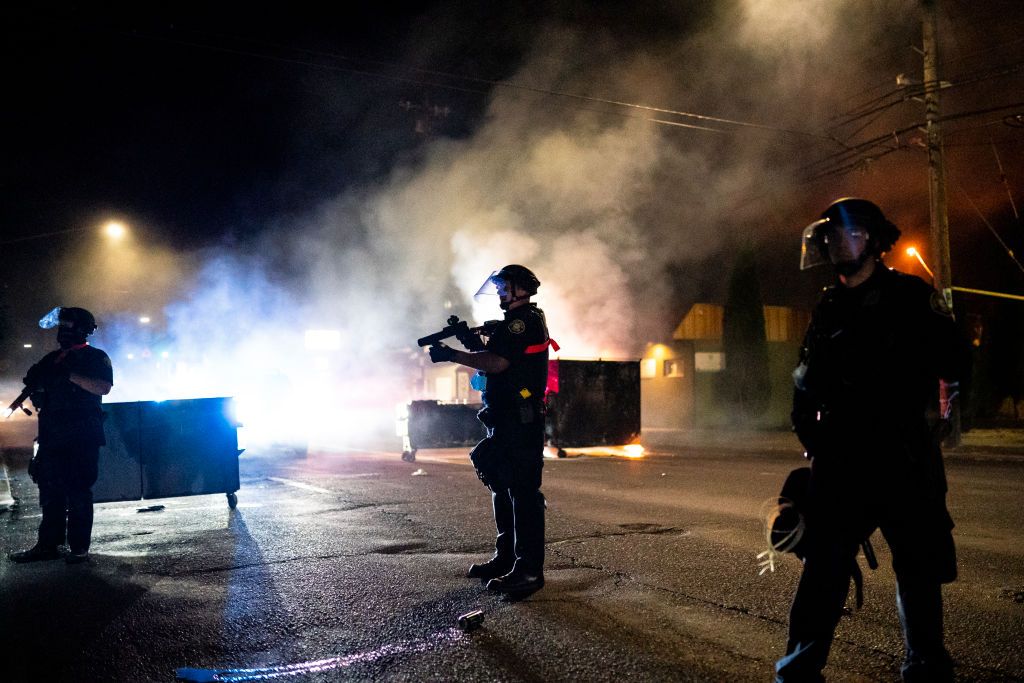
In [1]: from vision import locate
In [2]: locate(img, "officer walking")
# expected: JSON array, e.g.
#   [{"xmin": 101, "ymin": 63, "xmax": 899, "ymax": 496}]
[
  {"xmin": 9, "ymin": 307, "xmax": 113, "ymax": 565},
  {"xmin": 776, "ymin": 199, "xmax": 968, "ymax": 682},
  {"xmin": 429, "ymin": 265, "xmax": 553, "ymax": 597}
]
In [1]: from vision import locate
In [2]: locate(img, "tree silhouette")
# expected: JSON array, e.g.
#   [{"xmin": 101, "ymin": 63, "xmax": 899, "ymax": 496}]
[{"xmin": 718, "ymin": 247, "xmax": 771, "ymax": 420}]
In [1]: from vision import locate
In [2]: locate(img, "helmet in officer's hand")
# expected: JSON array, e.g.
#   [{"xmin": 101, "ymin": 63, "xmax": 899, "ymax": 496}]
[{"xmin": 800, "ymin": 197, "xmax": 901, "ymax": 270}]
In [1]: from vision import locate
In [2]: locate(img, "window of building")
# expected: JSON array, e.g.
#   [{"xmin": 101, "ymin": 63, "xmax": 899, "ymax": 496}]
[
  {"xmin": 694, "ymin": 352, "xmax": 725, "ymax": 372},
  {"xmin": 663, "ymin": 359, "xmax": 684, "ymax": 378}
]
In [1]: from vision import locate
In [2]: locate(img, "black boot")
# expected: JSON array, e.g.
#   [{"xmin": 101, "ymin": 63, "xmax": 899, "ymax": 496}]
[
  {"xmin": 9, "ymin": 544, "xmax": 61, "ymax": 563},
  {"xmin": 467, "ymin": 557, "xmax": 514, "ymax": 581},
  {"xmin": 487, "ymin": 568, "xmax": 544, "ymax": 597}
]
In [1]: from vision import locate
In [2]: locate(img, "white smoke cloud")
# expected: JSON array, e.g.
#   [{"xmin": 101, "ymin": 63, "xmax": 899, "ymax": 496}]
[{"xmin": 53, "ymin": 1, "xmax": 959, "ymax": 449}]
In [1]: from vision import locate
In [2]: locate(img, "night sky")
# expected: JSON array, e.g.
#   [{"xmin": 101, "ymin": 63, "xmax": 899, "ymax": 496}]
[{"xmin": 2, "ymin": 2, "xmax": 1023, "ymax": 381}]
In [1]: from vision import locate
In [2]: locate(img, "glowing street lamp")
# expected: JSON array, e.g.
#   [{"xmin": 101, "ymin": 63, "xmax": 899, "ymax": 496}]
[
  {"xmin": 906, "ymin": 246, "xmax": 934, "ymax": 279},
  {"xmin": 139, "ymin": 316, "xmax": 151, "ymax": 324},
  {"xmin": 103, "ymin": 221, "xmax": 127, "ymax": 240}
]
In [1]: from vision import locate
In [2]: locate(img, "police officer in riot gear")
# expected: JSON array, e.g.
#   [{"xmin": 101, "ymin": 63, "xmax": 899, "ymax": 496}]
[
  {"xmin": 777, "ymin": 199, "xmax": 968, "ymax": 682},
  {"xmin": 430, "ymin": 265, "xmax": 553, "ymax": 597},
  {"xmin": 9, "ymin": 307, "xmax": 113, "ymax": 565}
]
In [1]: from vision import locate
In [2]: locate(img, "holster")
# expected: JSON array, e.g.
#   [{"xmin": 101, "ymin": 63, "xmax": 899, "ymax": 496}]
[
  {"xmin": 469, "ymin": 436, "xmax": 512, "ymax": 491},
  {"xmin": 476, "ymin": 406, "xmax": 497, "ymax": 429},
  {"xmin": 27, "ymin": 453, "xmax": 40, "ymax": 484}
]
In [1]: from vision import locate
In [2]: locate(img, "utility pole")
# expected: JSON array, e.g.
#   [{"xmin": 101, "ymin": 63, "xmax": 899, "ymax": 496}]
[{"xmin": 922, "ymin": 0, "xmax": 961, "ymax": 445}]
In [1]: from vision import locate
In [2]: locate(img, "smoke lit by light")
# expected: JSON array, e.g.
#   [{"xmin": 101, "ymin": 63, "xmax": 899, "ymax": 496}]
[
  {"xmin": 31, "ymin": 0, "xmax": 1010, "ymax": 455},
  {"xmin": 304, "ymin": 329, "xmax": 343, "ymax": 351}
]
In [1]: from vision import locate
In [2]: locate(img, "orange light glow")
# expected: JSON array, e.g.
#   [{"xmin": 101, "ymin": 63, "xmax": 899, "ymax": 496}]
[
  {"xmin": 905, "ymin": 245, "xmax": 934, "ymax": 278},
  {"xmin": 103, "ymin": 221, "xmax": 127, "ymax": 240},
  {"xmin": 552, "ymin": 445, "xmax": 645, "ymax": 458}
]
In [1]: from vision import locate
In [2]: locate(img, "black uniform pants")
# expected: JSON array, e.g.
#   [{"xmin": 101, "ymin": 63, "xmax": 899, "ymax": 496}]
[
  {"xmin": 475, "ymin": 407, "xmax": 545, "ymax": 574},
  {"xmin": 34, "ymin": 442, "xmax": 100, "ymax": 554},
  {"xmin": 491, "ymin": 485, "xmax": 545, "ymax": 574},
  {"xmin": 775, "ymin": 481, "xmax": 955, "ymax": 682}
]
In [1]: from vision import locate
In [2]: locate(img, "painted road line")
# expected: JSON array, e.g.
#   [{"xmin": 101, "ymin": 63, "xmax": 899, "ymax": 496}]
[
  {"xmin": 265, "ymin": 477, "xmax": 334, "ymax": 494},
  {"xmin": 176, "ymin": 628, "xmax": 464, "ymax": 681}
]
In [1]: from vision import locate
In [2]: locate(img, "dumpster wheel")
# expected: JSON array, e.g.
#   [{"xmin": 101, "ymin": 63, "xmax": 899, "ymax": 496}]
[
  {"xmin": 227, "ymin": 492, "xmax": 238, "ymax": 509},
  {"xmin": 401, "ymin": 449, "xmax": 417, "ymax": 463}
]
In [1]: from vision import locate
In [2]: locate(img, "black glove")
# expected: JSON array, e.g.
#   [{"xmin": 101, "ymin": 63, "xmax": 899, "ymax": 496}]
[
  {"xmin": 429, "ymin": 343, "xmax": 456, "ymax": 363},
  {"xmin": 23, "ymin": 364, "xmax": 43, "ymax": 388},
  {"xmin": 456, "ymin": 330, "xmax": 485, "ymax": 352},
  {"xmin": 24, "ymin": 361, "xmax": 69, "ymax": 388}
]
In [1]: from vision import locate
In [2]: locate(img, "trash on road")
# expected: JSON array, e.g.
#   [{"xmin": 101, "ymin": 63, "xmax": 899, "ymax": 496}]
[
  {"xmin": 137, "ymin": 504, "xmax": 166, "ymax": 513},
  {"xmin": 457, "ymin": 609, "xmax": 485, "ymax": 631},
  {"xmin": 411, "ymin": 468, "xmax": 428, "ymax": 476}
]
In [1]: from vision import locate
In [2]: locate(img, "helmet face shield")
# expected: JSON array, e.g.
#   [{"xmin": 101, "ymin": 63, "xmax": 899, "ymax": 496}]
[
  {"xmin": 801, "ymin": 217, "xmax": 874, "ymax": 271},
  {"xmin": 800, "ymin": 220, "xmax": 829, "ymax": 270},
  {"xmin": 39, "ymin": 306, "xmax": 63, "ymax": 329},
  {"xmin": 474, "ymin": 271, "xmax": 502, "ymax": 300},
  {"xmin": 474, "ymin": 265, "xmax": 538, "ymax": 309}
]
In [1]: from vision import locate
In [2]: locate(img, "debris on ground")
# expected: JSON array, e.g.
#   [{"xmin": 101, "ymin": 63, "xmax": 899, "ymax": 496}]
[{"xmin": 458, "ymin": 609, "xmax": 484, "ymax": 631}]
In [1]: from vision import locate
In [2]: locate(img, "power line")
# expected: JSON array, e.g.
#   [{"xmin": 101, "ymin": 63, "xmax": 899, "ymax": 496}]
[
  {"xmin": 804, "ymin": 100, "xmax": 1024, "ymax": 181},
  {"xmin": 827, "ymin": 58, "xmax": 1024, "ymax": 137},
  {"xmin": 115, "ymin": 26, "xmax": 828, "ymax": 141},
  {"xmin": 955, "ymin": 180, "xmax": 1024, "ymax": 277}
]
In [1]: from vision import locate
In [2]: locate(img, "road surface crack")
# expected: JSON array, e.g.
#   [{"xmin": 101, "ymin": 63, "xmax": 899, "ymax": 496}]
[{"xmin": 548, "ymin": 525, "xmax": 687, "ymax": 547}]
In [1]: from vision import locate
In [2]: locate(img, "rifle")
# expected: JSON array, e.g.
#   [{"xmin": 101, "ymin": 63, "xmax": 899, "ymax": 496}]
[
  {"xmin": 4, "ymin": 386, "xmax": 34, "ymax": 419},
  {"xmin": 417, "ymin": 316, "xmax": 498, "ymax": 352}
]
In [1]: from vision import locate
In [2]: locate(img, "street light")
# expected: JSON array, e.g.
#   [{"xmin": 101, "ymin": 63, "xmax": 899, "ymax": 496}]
[
  {"xmin": 906, "ymin": 246, "xmax": 934, "ymax": 279},
  {"xmin": 104, "ymin": 221, "xmax": 127, "ymax": 240},
  {"xmin": 1, "ymin": 218, "xmax": 129, "ymax": 246}
]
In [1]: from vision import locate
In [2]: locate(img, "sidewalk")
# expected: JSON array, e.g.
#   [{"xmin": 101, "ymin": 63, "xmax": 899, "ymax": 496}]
[{"xmin": 642, "ymin": 427, "xmax": 1024, "ymax": 460}]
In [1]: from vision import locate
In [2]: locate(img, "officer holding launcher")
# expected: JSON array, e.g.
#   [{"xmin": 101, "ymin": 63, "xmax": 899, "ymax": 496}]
[
  {"xmin": 429, "ymin": 265, "xmax": 554, "ymax": 598},
  {"xmin": 9, "ymin": 307, "xmax": 113, "ymax": 565}
]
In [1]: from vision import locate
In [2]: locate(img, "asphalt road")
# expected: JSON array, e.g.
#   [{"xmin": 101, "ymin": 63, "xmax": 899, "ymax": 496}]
[{"xmin": 1, "ymin": 441, "xmax": 1022, "ymax": 682}]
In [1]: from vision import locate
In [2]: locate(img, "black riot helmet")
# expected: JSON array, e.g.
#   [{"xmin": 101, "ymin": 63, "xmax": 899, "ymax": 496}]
[
  {"xmin": 800, "ymin": 198, "xmax": 902, "ymax": 271},
  {"xmin": 475, "ymin": 265, "xmax": 541, "ymax": 310},
  {"xmin": 39, "ymin": 306, "xmax": 97, "ymax": 347},
  {"xmin": 492, "ymin": 264, "xmax": 540, "ymax": 295}
]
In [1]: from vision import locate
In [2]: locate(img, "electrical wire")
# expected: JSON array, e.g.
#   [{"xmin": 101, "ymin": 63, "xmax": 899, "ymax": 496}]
[
  {"xmin": 805, "ymin": 99, "xmax": 1024, "ymax": 181},
  {"xmin": 828, "ymin": 59, "xmax": 1024, "ymax": 138},
  {"xmin": 954, "ymin": 180, "xmax": 1024, "ymax": 276},
  {"xmin": 114, "ymin": 26, "xmax": 828, "ymax": 141}
]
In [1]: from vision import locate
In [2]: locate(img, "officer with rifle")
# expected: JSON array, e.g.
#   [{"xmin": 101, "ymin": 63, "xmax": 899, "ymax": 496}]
[
  {"xmin": 8, "ymin": 307, "xmax": 113, "ymax": 565},
  {"xmin": 427, "ymin": 265, "xmax": 554, "ymax": 598},
  {"xmin": 774, "ymin": 199, "xmax": 969, "ymax": 682}
]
